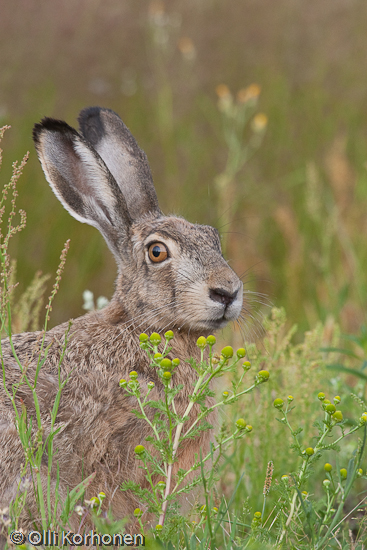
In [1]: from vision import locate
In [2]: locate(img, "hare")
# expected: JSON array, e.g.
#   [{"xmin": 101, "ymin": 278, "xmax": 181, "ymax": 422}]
[{"xmin": 0, "ymin": 107, "xmax": 243, "ymax": 536}]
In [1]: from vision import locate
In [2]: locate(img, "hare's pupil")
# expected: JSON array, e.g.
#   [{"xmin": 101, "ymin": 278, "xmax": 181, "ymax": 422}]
[{"xmin": 152, "ymin": 246, "xmax": 161, "ymax": 257}]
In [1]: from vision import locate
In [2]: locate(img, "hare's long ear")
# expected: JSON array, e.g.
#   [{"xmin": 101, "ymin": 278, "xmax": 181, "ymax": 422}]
[
  {"xmin": 33, "ymin": 118, "xmax": 132, "ymax": 258},
  {"xmin": 78, "ymin": 107, "xmax": 161, "ymax": 221}
]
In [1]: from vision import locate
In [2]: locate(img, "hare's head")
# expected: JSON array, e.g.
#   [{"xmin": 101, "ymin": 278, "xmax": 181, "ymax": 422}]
[{"xmin": 33, "ymin": 107, "xmax": 243, "ymax": 334}]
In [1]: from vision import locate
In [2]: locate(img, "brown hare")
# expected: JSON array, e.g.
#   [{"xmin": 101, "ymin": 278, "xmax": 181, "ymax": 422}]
[{"xmin": 0, "ymin": 107, "xmax": 243, "ymax": 537}]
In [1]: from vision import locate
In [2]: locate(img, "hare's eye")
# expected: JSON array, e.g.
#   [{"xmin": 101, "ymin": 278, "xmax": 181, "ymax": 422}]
[{"xmin": 148, "ymin": 242, "xmax": 168, "ymax": 263}]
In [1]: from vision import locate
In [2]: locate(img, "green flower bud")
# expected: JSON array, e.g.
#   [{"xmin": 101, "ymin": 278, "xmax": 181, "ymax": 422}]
[
  {"xmin": 246, "ymin": 425, "xmax": 253, "ymax": 432},
  {"xmin": 127, "ymin": 381, "xmax": 136, "ymax": 389},
  {"xmin": 325, "ymin": 403, "xmax": 336, "ymax": 414},
  {"xmin": 197, "ymin": 336, "xmax": 207, "ymax": 349},
  {"xmin": 164, "ymin": 330, "xmax": 174, "ymax": 341},
  {"xmin": 318, "ymin": 392, "xmax": 325, "ymax": 401},
  {"xmin": 360, "ymin": 412, "xmax": 367, "ymax": 424},
  {"xmin": 332, "ymin": 411, "xmax": 343, "ymax": 422},
  {"xmin": 302, "ymin": 491, "xmax": 308, "ymax": 498},
  {"xmin": 134, "ymin": 508, "xmax": 142, "ymax": 517},
  {"xmin": 155, "ymin": 524, "xmax": 163, "ymax": 532},
  {"xmin": 160, "ymin": 358, "xmax": 172, "ymax": 370},
  {"xmin": 281, "ymin": 475, "xmax": 289, "ymax": 483},
  {"xmin": 237, "ymin": 347, "xmax": 246, "ymax": 358},
  {"xmin": 340, "ymin": 468, "xmax": 347, "ymax": 479},
  {"xmin": 242, "ymin": 361, "xmax": 251, "ymax": 370},
  {"xmin": 287, "ymin": 395, "xmax": 294, "ymax": 402},
  {"xmin": 207, "ymin": 335, "xmax": 216, "ymax": 346},
  {"xmin": 273, "ymin": 398, "xmax": 284, "ymax": 409},
  {"xmin": 134, "ymin": 445, "xmax": 145, "ymax": 455},
  {"xmin": 150, "ymin": 332, "xmax": 161, "ymax": 345},
  {"xmin": 324, "ymin": 463, "xmax": 332, "ymax": 472},
  {"xmin": 90, "ymin": 496, "xmax": 99, "ymax": 507},
  {"xmin": 323, "ymin": 399, "xmax": 331, "ymax": 406},
  {"xmin": 98, "ymin": 491, "xmax": 106, "ymax": 500},
  {"xmin": 139, "ymin": 333, "xmax": 149, "ymax": 343},
  {"xmin": 172, "ymin": 358, "xmax": 180, "ymax": 367},
  {"xmin": 162, "ymin": 371, "xmax": 172, "ymax": 381},
  {"xmin": 119, "ymin": 379, "xmax": 127, "ymax": 388},
  {"xmin": 157, "ymin": 481, "xmax": 166, "ymax": 490},
  {"xmin": 222, "ymin": 391, "xmax": 230, "ymax": 399},
  {"xmin": 212, "ymin": 507, "xmax": 218, "ymax": 514},
  {"xmin": 236, "ymin": 418, "xmax": 247, "ymax": 430},
  {"xmin": 254, "ymin": 511, "xmax": 262, "ymax": 519},
  {"xmin": 257, "ymin": 370, "xmax": 270, "ymax": 381},
  {"xmin": 323, "ymin": 479, "xmax": 331, "ymax": 489},
  {"xmin": 154, "ymin": 353, "xmax": 163, "ymax": 362},
  {"xmin": 305, "ymin": 447, "xmax": 314, "ymax": 456},
  {"xmin": 129, "ymin": 371, "xmax": 138, "ymax": 380},
  {"xmin": 221, "ymin": 346, "xmax": 233, "ymax": 358},
  {"xmin": 357, "ymin": 468, "xmax": 363, "ymax": 478},
  {"xmin": 334, "ymin": 396, "xmax": 341, "ymax": 404},
  {"xmin": 147, "ymin": 381, "xmax": 155, "ymax": 389},
  {"xmin": 200, "ymin": 505, "xmax": 207, "ymax": 514}
]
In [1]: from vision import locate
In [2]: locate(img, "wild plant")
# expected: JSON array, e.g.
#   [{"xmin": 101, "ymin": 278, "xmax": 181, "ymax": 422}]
[{"xmin": 118, "ymin": 330, "xmax": 269, "ymax": 539}]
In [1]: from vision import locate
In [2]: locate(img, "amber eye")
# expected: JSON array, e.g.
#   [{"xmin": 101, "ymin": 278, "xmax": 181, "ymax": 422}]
[{"xmin": 148, "ymin": 242, "xmax": 168, "ymax": 263}]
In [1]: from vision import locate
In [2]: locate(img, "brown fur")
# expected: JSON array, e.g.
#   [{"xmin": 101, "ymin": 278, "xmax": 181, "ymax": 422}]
[{"xmin": 0, "ymin": 107, "xmax": 243, "ymax": 540}]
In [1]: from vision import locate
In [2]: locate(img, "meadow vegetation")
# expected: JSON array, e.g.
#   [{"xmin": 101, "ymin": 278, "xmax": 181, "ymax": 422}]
[{"xmin": 1, "ymin": 0, "xmax": 367, "ymax": 547}]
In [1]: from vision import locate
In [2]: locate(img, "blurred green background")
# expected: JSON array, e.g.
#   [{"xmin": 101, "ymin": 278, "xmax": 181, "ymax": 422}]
[{"xmin": 1, "ymin": 0, "xmax": 367, "ymax": 338}]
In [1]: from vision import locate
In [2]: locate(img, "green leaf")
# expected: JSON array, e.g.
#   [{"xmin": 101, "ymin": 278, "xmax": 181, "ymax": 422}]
[{"xmin": 60, "ymin": 472, "xmax": 96, "ymax": 523}]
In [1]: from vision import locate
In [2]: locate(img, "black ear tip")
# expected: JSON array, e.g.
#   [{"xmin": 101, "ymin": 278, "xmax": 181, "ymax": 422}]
[
  {"xmin": 78, "ymin": 106, "xmax": 116, "ymax": 146},
  {"xmin": 32, "ymin": 118, "xmax": 78, "ymax": 145}
]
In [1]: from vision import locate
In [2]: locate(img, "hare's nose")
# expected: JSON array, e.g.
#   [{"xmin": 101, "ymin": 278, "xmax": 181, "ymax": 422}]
[{"xmin": 209, "ymin": 287, "xmax": 238, "ymax": 308}]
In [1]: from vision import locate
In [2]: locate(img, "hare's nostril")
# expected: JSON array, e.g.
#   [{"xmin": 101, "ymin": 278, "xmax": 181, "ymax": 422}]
[{"xmin": 209, "ymin": 288, "xmax": 238, "ymax": 308}]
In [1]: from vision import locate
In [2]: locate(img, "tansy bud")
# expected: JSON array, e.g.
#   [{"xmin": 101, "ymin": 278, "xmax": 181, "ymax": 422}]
[
  {"xmin": 134, "ymin": 445, "xmax": 145, "ymax": 455},
  {"xmin": 318, "ymin": 392, "xmax": 325, "ymax": 401},
  {"xmin": 273, "ymin": 398, "xmax": 284, "ymax": 409},
  {"xmin": 324, "ymin": 463, "xmax": 332, "ymax": 472},
  {"xmin": 154, "ymin": 353, "xmax": 163, "ymax": 362},
  {"xmin": 287, "ymin": 395, "xmax": 294, "ymax": 402},
  {"xmin": 332, "ymin": 411, "xmax": 343, "ymax": 422},
  {"xmin": 246, "ymin": 425, "xmax": 253, "ymax": 432},
  {"xmin": 305, "ymin": 447, "xmax": 314, "ymax": 456},
  {"xmin": 139, "ymin": 333, "xmax": 149, "ymax": 343},
  {"xmin": 258, "ymin": 370, "xmax": 270, "ymax": 381},
  {"xmin": 160, "ymin": 358, "xmax": 172, "ymax": 370},
  {"xmin": 281, "ymin": 475, "xmax": 289, "ymax": 483},
  {"xmin": 150, "ymin": 333, "xmax": 161, "ymax": 345},
  {"xmin": 172, "ymin": 358, "xmax": 180, "ymax": 367},
  {"xmin": 340, "ymin": 468, "xmax": 347, "ymax": 479},
  {"xmin": 90, "ymin": 496, "xmax": 99, "ymax": 507},
  {"xmin": 325, "ymin": 404, "xmax": 336, "ymax": 414},
  {"xmin": 242, "ymin": 361, "xmax": 251, "ymax": 370},
  {"xmin": 323, "ymin": 479, "xmax": 331, "ymax": 489},
  {"xmin": 147, "ymin": 381, "xmax": 155, "ymax": 389},
  {"xmin": 207, "ymin": 335, "xmax": 216, "ymax": 346},
  {"xmin": 162, "ymin": 371, "xmax": 172, "ymax": 381},
  {"xmin": 129, "ymin": 371, "xmax": 138, "ymax": 380},
  {"xmin": 157, "ymin": 481, "xmax": 166, "ymax": 490},
  {"xmin": 196, "ymin": 336, "xmax": 207, "ymax": 349},
  {"xmin": 236, "ymin": 418, "xmax": 247, "ymax": 430},
  {"xmin": 237, "ymin": 348, "xmax": 246, "ymax": 358},
  {"xmin": 334, "ymin": 396, "xmax": 341, "ymax": 404},
  {"xmin": 155, "ymin": 525, "xmax": 163, "ymax": 532},
  {"xmin": 164, "ymin": 330, "xmax": 174, "ymax": 341},
  {"xmin": 254, "ymin": 511, "xmax": 262, "ymax": 519},
  {"xmin": 221, "ymin": 346, "xmax": 234, "ymax": 358},
  {"xmin": 323, "ymin": 399, "xmax": 331, "ymax": 405},
  {"xmin": 134, "ymin": 508, "xmax": 142, "ymax": 517},
  {"xmin": 212, "ymin": 507, "xmax": 218, "ymax": 514},
  {"xmin": 222, "ymin": 391, "xmax": 230, "ymax": 399},
  {"xmin": 119, "ymin": 379, "xmax": 127, "ymax": 388},
  {"xmin": 357, "ymin": 468, "xmax": 363, "ymax": 477},
  {"xmin": 200, "ymin": 505, "xmax": 207, "ymax": 514}
]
